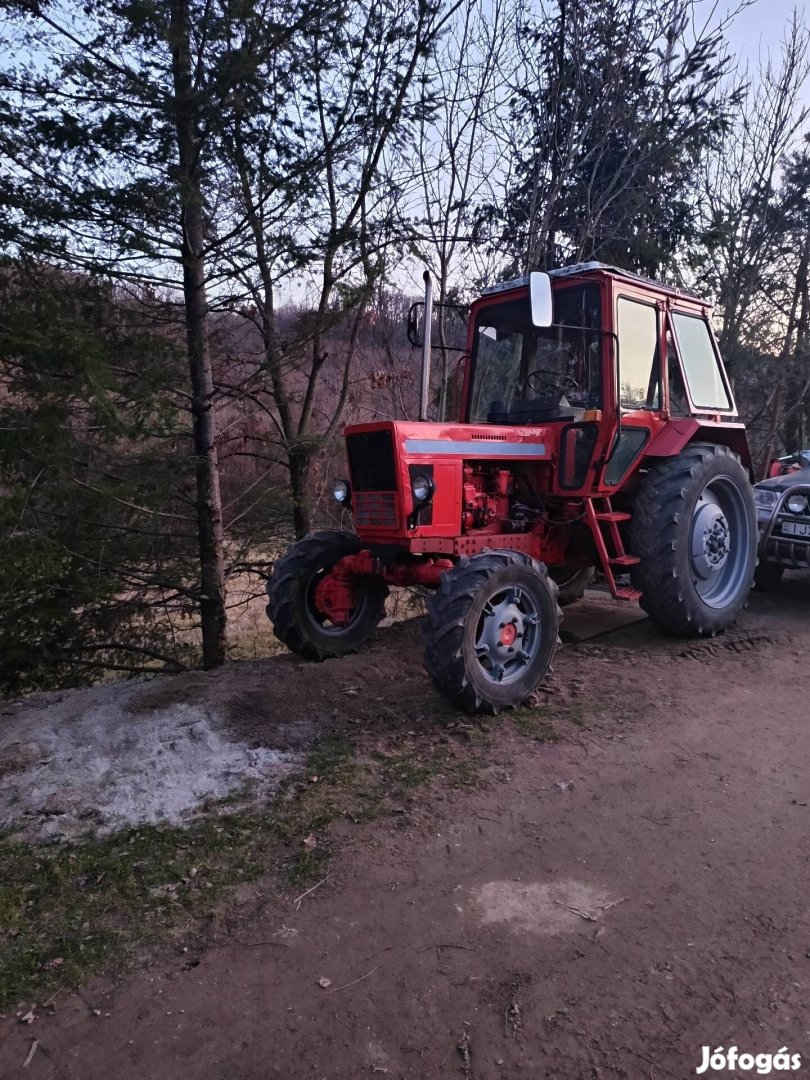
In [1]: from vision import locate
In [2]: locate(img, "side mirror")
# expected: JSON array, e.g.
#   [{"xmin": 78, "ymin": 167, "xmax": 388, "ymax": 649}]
[{"xmin": 529, "ymin": 271, "xmax": 553, "ymax": 327}]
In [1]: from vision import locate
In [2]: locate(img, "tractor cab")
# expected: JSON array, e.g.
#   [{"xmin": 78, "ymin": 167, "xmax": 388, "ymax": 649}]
[
  {"xmin": 459, "ymin": 263, "xmax": 745, "ymax": 496},
  {"xmin": 464, "ymin": 262, "xmax": 735, "ymax": 422}
]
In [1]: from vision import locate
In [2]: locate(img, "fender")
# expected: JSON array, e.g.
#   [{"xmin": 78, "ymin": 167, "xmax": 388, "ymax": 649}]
[{"xmin": 646, "ymin": 418, "xmax": 752, "ymax": 470}]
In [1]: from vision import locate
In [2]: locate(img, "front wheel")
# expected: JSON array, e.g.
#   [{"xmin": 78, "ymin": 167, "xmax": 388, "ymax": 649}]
[
  {"xmin": 630, "ymin": 443, "xmax": 756, "ymax": 637},
  {"xmin": 266, "ymin": 530, "xmax": 388, "ymax": 660},
  {"xmin": 422, "ymin": 551, "xmax": 561, "ymax": 714}
]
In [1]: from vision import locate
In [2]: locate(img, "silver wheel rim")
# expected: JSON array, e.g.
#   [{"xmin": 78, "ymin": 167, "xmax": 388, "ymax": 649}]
[
  {"xmin": 473, "ymin": 585, "xmax": 541, "ymax": 685},
  {"xmin": 689, "ymin": 477, "xmax": 751, "ymax": 609}
]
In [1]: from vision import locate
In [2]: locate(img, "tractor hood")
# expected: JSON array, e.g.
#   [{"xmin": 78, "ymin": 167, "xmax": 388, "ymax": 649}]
[
  {"xmin": 398, "ymin": 422, "xmax": 553, "ymax": 459},
  {"xmin": 342, "ymin": 420, "xmax": 554, "ymax": 542},
  {"xmin": 346, "ymin": 419, "xmax": 554, "ymax": 461}
]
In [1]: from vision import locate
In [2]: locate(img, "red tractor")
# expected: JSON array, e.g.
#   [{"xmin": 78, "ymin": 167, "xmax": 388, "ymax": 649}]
[{"xmin": 267, "ymin": 262, "xmax": 757, "ymax": 712}]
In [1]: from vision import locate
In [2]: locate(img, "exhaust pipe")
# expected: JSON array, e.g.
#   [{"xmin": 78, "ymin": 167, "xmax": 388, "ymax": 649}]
[{"xmin": 419, "ymin": 270, "xmax": 433, "ymax": 422}]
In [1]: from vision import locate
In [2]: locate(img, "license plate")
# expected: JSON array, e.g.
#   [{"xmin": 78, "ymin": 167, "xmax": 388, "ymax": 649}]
[{"xmin": 781, "ymin": 519, "xmax": 810, "ymax": 538}]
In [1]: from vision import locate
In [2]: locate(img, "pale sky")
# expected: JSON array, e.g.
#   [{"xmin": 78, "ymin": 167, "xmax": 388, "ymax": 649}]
[{"xmin": 722, "ymin": 0, "xmax": 809, "ymax": 95}]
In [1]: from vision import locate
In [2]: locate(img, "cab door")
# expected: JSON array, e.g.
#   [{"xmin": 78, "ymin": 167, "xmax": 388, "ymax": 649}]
[{"xmin": 598, "ymin": 292, "xmax": 663, "ymax": 488}]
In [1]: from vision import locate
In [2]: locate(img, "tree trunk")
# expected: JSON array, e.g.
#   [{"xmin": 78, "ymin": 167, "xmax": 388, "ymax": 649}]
[
  {"xmin": 170, "ymin": 0, "xmax": 227, "ymax": 667},
  {"xmin": 289, "ymin": 450, "xmax": 313, "ymax": 538},
  {"xmin": 757, "ymin": 223, "xmax": 810, "ymax": 479}
]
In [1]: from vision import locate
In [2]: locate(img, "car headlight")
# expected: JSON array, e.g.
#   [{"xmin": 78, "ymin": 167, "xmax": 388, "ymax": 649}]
[
  {"xmin": 411, "ymin": 473, "xmax": 435, "ymax": 505},
  {"xmin": 787, "ymin": 493, "xmax": 808, "ymax": 514},
  {"xmin": 333, "ymin": 478, "xmax": 351, "ymax": 504},
  {"xmin": 754, "ymin": 488, "xmax": 779, "ymax": 510}
]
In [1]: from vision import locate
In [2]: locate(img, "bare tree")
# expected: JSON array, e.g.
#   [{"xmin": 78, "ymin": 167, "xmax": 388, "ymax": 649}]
[
  {"xmin": 695, "ymin": 13, "xmax": 810, "ymax": 370},
  {"xmin": 405, "ymin": 0, "xmax": 518, "ymax": 416},
  {"xmin": 216, "ymin": 0, "xmax": 460, "ymax": 536},
  {"xmin": 740, "ymin": 149, "xmax": 810, "ymax": 475},
  {"xmin": 688, "ymin": 15, "xmax": 810, "ymax": 472}
]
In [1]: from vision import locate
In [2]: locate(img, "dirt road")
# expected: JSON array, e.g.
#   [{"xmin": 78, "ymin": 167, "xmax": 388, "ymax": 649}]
[{"xmin": 2, "ymin": 578, "xmax": 810, "ymax": 1079}]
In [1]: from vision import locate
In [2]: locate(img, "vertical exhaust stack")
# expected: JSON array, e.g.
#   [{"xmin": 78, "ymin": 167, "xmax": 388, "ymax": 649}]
[{"xmin": 419, "ymin": 270, "xmax": 433, "ymax": 422}]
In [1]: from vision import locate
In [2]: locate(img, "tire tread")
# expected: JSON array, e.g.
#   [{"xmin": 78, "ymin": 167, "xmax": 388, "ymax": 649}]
[
  {"xmin": 630, "ymin": 443, "xmax": 755, "ymax": 637},
  {"xmin": 266, "ymin": 530, "xmax": 387, "ymax": 659},
  {"xmin": 422, "ymin": 550, "xmax": 561, "ymax": 713}
]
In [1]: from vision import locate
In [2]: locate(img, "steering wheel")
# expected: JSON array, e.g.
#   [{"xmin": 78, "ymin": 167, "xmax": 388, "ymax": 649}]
[{"xmin": 525, "ymin": 368, "xmax": 581, "ymax": 395}]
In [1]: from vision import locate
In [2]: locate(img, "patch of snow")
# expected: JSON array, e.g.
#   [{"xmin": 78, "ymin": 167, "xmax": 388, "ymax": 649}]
[{"xmin": 0, "ymin": 681, "xmax": 302, "ymax": 842}]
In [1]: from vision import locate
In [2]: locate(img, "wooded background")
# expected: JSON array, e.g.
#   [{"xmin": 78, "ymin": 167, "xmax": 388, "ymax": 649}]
[{"xmin": 0, "ymin": 0, "xmax": 807, "ymax": 694}]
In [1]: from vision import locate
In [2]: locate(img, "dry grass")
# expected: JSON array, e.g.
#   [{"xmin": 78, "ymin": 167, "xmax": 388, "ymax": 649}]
[
  {"xmin": 0, "ymin": 722, "xmax": 487, "ymax": 1009},
  {"xmin": 221, "ymin": 570, "xmax": 427, "ymax": 662}
]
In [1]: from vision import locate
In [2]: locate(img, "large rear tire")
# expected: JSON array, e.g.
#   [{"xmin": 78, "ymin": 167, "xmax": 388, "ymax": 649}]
[
  {"xmin": 422, "ymin": 551, "xmax": 561, "ymax": 714},
  {"xmin": 266, "ymin": 530, "xmax": 388, "ymax": 660},
  {"xmin": 630, "ymin": 443, "xmax": 756, "ymax": 637}
]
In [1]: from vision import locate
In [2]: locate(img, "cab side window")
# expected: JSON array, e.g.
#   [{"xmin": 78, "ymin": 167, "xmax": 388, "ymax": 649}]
[{"xmin": 617, "ymin": 298, "xmax": 660, "ymax": 409}]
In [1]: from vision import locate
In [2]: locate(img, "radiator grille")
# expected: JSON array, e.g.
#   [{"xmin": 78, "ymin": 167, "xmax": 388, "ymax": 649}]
[
  {"xmin": 353, "ymin": 491, "xmax": 399, "ymax": 529},
  {"xmin": 346, "ymin": 430, "xmax": 397, "ymax": 491}
]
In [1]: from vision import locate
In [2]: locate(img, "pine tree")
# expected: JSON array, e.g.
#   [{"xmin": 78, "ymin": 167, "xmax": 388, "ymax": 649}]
[
  {"xmin": 489, "ymin": 0, "xmax": 736, "ymax": 276},
  {"xmin": 0, "ymin": 0, "xmax": 309, "ymax": 665},
  {"xmin": 0, "ymin": 263, "xmax": 196, "ymax": 694}
]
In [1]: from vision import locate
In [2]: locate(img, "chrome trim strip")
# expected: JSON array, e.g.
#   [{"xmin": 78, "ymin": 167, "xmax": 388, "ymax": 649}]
[{"xmin": 404, "ymin": 438, "xmax": 546, "ymax": 457}]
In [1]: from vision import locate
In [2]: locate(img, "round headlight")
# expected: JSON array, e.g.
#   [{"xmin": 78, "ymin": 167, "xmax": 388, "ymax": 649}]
[
  {"xmin": 754, "ymin": 488, "xmax": 779, "ymax": 510},
  {"xmin": 333, "ymin": 478, "xmax": 350, "ymax": 504},
  {"xmin": 787, "ymin": 493, "xmax": 807, "ymax": 514},
  {"xmin": 411, "ymin": 473, "xmax": 434, "ymax": 504}
]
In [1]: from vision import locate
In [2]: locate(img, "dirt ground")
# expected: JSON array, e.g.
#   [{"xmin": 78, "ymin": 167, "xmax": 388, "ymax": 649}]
[{"xmin": 2, "ymin": 575, "xmax": 810, "ymax": 1079}]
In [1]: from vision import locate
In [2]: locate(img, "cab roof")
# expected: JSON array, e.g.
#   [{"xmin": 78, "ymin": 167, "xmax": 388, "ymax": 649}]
[{"xmin": 481, "ymin": 261, "xmax": 705, "ymax": 304}]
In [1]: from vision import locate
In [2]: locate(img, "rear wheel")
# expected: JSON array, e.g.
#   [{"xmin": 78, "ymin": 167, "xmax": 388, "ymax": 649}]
[
  {"xmin": 550, "ymin": 566, "xmax": 595, "ymax": 606},
  {"xmin": 630, "ymin": 443, "xmax": 756, "ymax": 637},
  {"xmin": 422, "ymin": 551, "xmax": 561, "ymax": 714},
  {"xmin": 266, "ymin": 530, "xmax": 388, "ymax": 659}
]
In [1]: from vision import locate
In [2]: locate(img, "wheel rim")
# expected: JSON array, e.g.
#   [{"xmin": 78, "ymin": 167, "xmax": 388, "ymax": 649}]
[
  {"xmin": 304, "ymin": 566, "xmax": 369, "ymax": 635},
  {"xmin": 689, "ymin": 477, "xmax": 752, "ymax": 609},
  {"xmin": 473, "ymin": 585, "xmax": 542, "ymax": 685}
]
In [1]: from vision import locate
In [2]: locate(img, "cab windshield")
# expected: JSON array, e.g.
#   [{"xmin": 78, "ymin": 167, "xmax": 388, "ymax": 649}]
[{"xmin": 468, "ymin": 284, "xmax": 602, "ymax": 424}]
